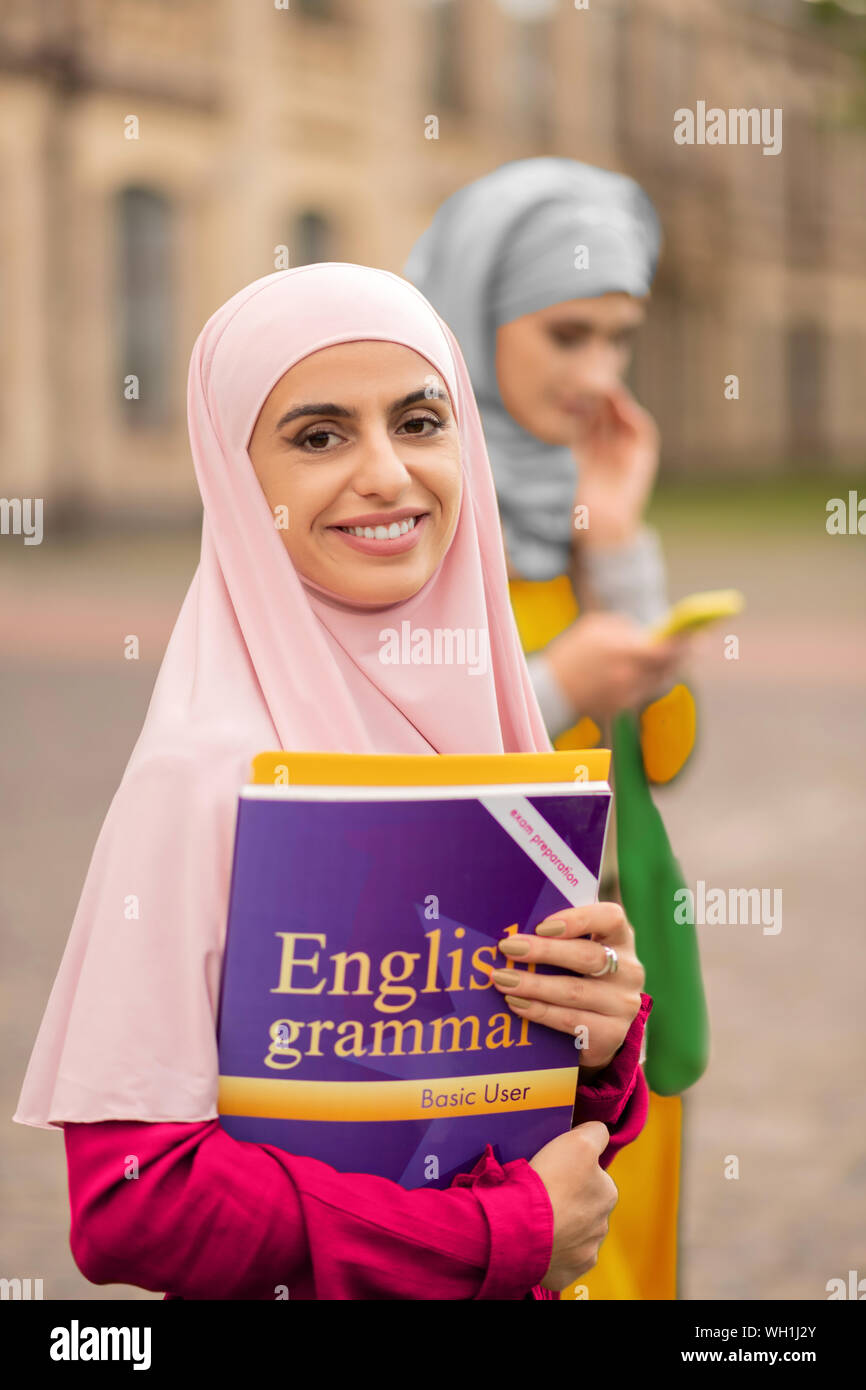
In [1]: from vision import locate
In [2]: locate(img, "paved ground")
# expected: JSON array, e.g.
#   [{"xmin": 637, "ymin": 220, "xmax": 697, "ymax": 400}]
[
  {"xmin": 655, "ymin": 512, "xmax": 866, "ymax": 1301},
  {"xmin": 1, "ymin": 491, "xmax": 864, "ymax": 1301}
]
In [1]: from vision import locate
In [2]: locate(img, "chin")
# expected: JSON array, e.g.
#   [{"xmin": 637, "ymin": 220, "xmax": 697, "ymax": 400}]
[
  {"xmin": 529, "ymin": 419, "xmax": 572, "ymax": 447},
  {"xmin": 350, "ymin": 564, "xmax": 432, "ymax": 608},
  {"xmin": 373, "ymin": 575, "xmax": 428, "ymax": 605}
]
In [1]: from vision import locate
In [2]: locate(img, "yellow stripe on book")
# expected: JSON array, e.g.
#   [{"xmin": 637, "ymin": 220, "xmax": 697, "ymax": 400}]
[
  {"xmin": 250, "ymin": 749, "xmax": 610, "ymax": 786},
  {"xmin": 218, "ymin": 1068, "xmax": 579, "ymax": 1122}
]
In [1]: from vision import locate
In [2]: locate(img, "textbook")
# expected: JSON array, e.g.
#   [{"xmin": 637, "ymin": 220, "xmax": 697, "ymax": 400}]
[{"xmin": 216, "ymin": 750, "xmax": 612, "ymax": 1190}]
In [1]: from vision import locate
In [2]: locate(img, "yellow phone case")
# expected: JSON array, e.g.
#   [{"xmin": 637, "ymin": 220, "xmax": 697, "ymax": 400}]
[{"xmin": 650, "ymin": 588, "xmax": 744, "ymax": 641}]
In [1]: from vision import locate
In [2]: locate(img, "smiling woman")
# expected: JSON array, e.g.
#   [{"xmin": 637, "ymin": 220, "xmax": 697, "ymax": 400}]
[
  {"xmin": 247, "ymin": 342, "xmax": 462, "ymax": 607},
  {"xmin": 14, "ymin": 263, "xmax": 651, "ymax": 1302}
]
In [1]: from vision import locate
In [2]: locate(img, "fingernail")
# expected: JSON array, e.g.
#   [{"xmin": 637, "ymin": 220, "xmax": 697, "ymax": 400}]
[
  {"xmin": 504, "ymin": 996, "xmax": 530, "ymax": 1010},
  {"xmin": 536, "ymin": 921, "xmax": 566, "ymax": 937},
  {"xmin": 499, "ymin": 937, "xmax": 530, "ymax": 956},
  {"xmin": 491, "ymin": 969, "xmax": 520, "ymax": 987}
]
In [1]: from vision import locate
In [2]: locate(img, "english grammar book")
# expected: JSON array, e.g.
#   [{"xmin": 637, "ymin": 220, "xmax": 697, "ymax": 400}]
[{"xmin": 216, "ymin": 750, "xmax": 611, "ymax": 1189}]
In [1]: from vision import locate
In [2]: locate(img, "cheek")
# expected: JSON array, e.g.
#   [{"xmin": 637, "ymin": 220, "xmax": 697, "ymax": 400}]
[
  {"xmin": 538, "ymin": 340, "xmax": 570, "ymax": 388},
  {"xmin": 497, "ymin": 361, "xmax": 523, "ymax": 418},
  {"xmin": 269, "ymin": 466, "xmax": 329, "ymax": 541},
  {"xmin": 501, "ymin": 336, "xmax": 556, "ymax": 415},
  {"xmin": 445, "ymin": 449, "xmax": 463, "ymax": 502},
  {"xmin": 434, "ymin": 454, "xmax": 463, "ymax": 530}
]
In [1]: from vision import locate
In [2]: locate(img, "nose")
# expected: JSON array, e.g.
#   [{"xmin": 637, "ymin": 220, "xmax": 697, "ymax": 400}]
[
  {"xmin": 351, "ymin": 425, "xmax": 413, "ymax": 499},
  {"xmin": 568, "ymin": 337, "xmax": 623, "ymax": 398}
]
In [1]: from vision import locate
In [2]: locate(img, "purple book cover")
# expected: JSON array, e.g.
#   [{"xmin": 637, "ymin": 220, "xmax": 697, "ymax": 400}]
[{"xmin": 216, "ymin": 781, "xmax": 611, "ymax": 1190}]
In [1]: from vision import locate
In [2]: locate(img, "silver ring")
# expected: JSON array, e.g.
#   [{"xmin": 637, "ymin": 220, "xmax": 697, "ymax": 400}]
[{"xmin": 589, "ymin": 945, "xmax": 618, "ymax": 977}]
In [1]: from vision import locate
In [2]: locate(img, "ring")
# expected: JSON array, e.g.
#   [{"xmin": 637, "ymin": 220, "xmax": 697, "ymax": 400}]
[{"xmin": 589, "ymin": 945, "xmax": 618, "ymax": 977}]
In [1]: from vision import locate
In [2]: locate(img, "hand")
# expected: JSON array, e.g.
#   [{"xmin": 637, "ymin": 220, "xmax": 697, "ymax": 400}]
[
  {"xmin": 544, "ymin": 610, "xmax": 687, "ymax": 722},
  {"xmin": 573, "ymin": 383, "xmax": 660, "ymax": 548},
  {"xmin": 491, "ymin": 903, "xmax": 645, "ymax": 1072},
  {"xmin": 528, "ymin": 1121, "xmax": 618, "ymax": 1290}
]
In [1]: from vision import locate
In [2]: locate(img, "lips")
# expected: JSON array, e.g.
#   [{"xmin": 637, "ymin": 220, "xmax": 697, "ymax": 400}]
[
  {"xmin": 329, "ymin": 512, "xmax": 429, "ymax": 556},
  {"xmin": 336, "ymin": 515, "xmax": 419, "ymax": 541}
]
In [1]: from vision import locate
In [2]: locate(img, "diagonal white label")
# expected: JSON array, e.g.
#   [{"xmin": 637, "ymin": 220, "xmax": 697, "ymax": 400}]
[{"xmin": 479, "ymin": 794, "xmax": 602, "ymax": 908}]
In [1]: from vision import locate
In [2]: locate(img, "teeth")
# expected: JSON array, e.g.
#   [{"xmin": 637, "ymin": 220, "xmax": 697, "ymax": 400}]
[{"xmin": 338, "ymin": 516, "xmax": 419, "ymax": 539}]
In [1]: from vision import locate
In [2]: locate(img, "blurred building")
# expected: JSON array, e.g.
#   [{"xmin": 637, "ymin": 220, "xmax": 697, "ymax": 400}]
[{"xmin": 0, "ymin": 0, "xmax": 863, "ymax": 522}]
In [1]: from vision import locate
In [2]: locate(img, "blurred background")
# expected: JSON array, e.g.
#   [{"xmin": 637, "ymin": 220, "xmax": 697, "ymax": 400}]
[{"xmin": 1, "ymin": 0, "xmax": 864, "ymax": 1300}]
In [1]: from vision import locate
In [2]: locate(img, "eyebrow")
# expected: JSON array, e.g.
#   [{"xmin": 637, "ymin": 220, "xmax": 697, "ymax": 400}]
[
  {"xmin": 548, "ymin": 316, "xmax": 643, "ymax": 331},
  {"xmin": 273, "ymin": 387, "xmax": 450, "ymax": 432}
]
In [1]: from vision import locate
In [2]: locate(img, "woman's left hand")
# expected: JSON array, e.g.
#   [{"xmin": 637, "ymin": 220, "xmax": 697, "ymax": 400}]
[{"xmin": 491, "ymin": 904, "xmax": 645, "ymax": 1078}]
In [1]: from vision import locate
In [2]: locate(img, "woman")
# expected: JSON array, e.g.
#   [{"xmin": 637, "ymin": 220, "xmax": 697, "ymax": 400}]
[
  {"xmin": 404, "ymin": 158, "xmax": 710, "ymax": 1300},
  {"xmin": 14, "ymin": 263, "xmax": 652, "ymax": 1301}
]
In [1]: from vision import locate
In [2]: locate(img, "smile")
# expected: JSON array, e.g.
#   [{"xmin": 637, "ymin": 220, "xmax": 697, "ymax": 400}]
[
  {"xmin": 329, "ymin": 512, "xmax": 429, "ymax": 556},
  {"xmin": 337, "ymin": 516, "xmax": 419, "ymax": 539}
]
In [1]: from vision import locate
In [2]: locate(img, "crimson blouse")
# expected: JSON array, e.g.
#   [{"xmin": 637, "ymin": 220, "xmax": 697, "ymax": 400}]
[{"xmin": 63, "ymin": 994, "xmax": 652, "ymax": 1301}]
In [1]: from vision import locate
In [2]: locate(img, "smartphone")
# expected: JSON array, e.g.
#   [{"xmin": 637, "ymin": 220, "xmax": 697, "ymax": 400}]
[{"xmin": 649, "ymin": 588, "xmax": 745, "ymax": 642}]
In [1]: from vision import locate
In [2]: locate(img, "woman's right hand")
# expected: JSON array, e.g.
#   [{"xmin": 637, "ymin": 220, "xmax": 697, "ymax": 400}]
[
  {"xmin": 529, "ymin": 1121, "xmax": 618, "ymax": 1291},
  {"xmin": 544, "ymin": 610, "xmax": 686, "ymax": 722}
]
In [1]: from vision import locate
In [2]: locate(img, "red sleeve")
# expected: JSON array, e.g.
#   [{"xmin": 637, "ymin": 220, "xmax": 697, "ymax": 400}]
[
  {"xmin": 575, "ymin": 992, "xmax": 653, "ymax": 1170},
  {"xmin": 63, "ymin": 1118, "xmax": 553, "ymax": 1301},
  {"xmin": 63, "ymin": 996, "xmax": 652, "ymax": 1303}
]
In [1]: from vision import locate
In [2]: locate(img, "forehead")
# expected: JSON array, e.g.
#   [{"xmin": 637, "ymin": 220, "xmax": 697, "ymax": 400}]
[
  {"xmin": 263, "ymin": 340, "xmax": 452, "ymax": 409},
  {"xmin": 535, "ymin": 293, "xmax": 647, "ymax": 326}
]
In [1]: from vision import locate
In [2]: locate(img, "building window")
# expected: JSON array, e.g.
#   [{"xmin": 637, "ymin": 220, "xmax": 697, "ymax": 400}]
[
  {"xmin": 296, "ymin": 0, "xmax": 335, "ymax": 18},
  {"xmin": 291, "ymin": 210, "xmax": 333, "ymax": 266},
  {"xmin": 495, "ymin": 0, "xmax": 556, "ymax": 143},
  {"xmin": 116, "ymin": 186, "xmax": 173, "ymax": 429},
  {"xmin": 512, "ymin": 16, "xmax": 552, "ymax": 144},
  {"xmin": 787, "ymin": 321, "xmax": 823, "ymax": 461},
  {"xmin": 785, "ymin": 113, "xmax": 826, "ymax": 268},
  {"xmin": 430, "ymin": 0, "xmax": 463, "ymax": 113}
]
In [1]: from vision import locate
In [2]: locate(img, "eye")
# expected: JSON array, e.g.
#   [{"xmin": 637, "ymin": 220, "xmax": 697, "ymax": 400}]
[
  {"xmin": 293, "ymin": 426, "xmax": 345, "ymax": 452},
  {"xmin": 610, "ymin": 329, "xmax": 638, "ymax": 350},
  {"xmin": 548, "ymin": 326, "xmax": 592, "ymax": 349},
  {"xmin": 397, "ymin": 413, "xmax": 445, "ymax": 437}
]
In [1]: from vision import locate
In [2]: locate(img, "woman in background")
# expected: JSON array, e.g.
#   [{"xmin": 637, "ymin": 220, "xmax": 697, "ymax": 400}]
[{"xmin": 405, "ymin": 157, "xmax": 710, "ymax": 1301}]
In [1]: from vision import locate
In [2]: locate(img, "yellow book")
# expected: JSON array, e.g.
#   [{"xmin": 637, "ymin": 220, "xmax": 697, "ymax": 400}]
[{"xmin": 252, "ymin": 748, "xmax": 611, "ymax": 786}]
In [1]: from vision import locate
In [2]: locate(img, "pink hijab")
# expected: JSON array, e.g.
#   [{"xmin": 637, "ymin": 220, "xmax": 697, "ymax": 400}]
[{"xmin": 14, "ymin": 264, "xmax": 551, "ymax": 1129}]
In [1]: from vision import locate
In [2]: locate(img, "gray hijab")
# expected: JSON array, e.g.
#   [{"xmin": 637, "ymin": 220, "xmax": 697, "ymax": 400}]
[{"xmin": 402, "ymin": 158, "xmax": 661, "ymax": 580}]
